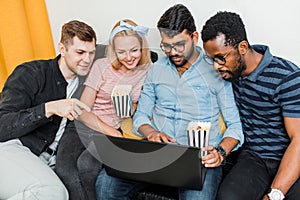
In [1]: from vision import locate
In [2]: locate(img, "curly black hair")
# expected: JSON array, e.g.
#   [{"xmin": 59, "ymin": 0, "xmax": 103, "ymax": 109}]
[
  {"xmin": 201, "ymin": 11, "xmax": 248, "ymax": 46},
  {"xmin": 157, "ymin": 4, "xmax": 196, "ymax": 37}
]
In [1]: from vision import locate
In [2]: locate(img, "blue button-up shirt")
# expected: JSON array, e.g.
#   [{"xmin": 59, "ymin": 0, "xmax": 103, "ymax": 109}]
[{"xmin": 133, "ymin": 47, "xmax": 243, "ymax": 148}]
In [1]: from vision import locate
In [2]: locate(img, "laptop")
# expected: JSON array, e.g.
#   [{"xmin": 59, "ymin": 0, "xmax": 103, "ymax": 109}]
[{"xmin": 92, "ymin": 133, "xmax": 207, "ymax": 190}]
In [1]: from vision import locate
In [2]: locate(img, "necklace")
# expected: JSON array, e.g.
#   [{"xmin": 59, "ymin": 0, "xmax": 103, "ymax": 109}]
[
  {"xmin": 176, "ymin": 66, "xmax": 189, "ymax": 77},
  {"xmin": 176, "ymin": 66, "xmax": 189, "ymax": 71},
  {"xmin": 181, "ymin": 67, "xmax": 189, "ymax": 70}
]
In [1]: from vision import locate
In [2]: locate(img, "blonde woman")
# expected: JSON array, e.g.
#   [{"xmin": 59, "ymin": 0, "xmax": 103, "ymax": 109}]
[{"xmin": 78, "ymin": 19, "xmax": 152, "ymax": 137}]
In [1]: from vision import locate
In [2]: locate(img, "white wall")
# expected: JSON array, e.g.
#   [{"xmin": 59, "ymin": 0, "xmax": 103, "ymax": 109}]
[{"xmin": 45, "ymin": 0, "xmax": 300, "ymax": 65}]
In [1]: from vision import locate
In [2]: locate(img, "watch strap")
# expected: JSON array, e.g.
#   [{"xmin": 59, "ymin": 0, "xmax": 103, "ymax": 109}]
[{"xmin": 215, "ymin": 145, "xmax": 226, "ymax": 165}]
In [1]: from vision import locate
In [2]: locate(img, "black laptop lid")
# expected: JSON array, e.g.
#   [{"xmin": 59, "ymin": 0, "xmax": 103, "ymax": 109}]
[{"xmin": 92, "ymin": 133, "xmax": 206, "ymax": 190}]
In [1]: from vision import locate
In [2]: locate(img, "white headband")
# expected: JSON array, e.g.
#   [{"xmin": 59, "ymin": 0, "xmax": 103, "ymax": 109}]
[{"xmin": 109, "ymin": 21, "xmax": 149, "ymax": 43}]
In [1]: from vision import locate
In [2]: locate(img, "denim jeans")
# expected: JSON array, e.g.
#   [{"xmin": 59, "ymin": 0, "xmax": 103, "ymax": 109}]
[
  {"xmin": 217, "ymin": 150, "xmax": 300, "ymax": 200},
  {"xmin": 95, "ymin": 167, "xmax": 222, "ymax": 200}
]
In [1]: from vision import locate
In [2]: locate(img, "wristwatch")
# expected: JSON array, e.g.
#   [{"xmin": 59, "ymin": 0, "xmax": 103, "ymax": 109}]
[
  {"xmin": 215, "ymin": 145, "xmax": 226, "ymax": 165},
  {"xmin": 267, "ymin": 188, "xmax": 285, "ymax": 200}
]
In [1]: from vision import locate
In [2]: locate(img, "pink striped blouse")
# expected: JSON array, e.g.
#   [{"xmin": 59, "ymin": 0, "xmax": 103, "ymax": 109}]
[{"xmin": 84, "ymin": 58, "xmax": 150, "ymax": 129}]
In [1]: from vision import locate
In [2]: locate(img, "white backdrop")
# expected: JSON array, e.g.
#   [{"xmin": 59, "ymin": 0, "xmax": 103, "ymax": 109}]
[{"xmin": 45, "ymin": 0, "xmax": 300, "ymax": 65}]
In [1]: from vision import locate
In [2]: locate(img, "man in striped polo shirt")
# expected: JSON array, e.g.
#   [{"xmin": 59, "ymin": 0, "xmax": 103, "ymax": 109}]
[{"xmin": 201, "ymin": 11, "xmax": 300, "ymax": 200}]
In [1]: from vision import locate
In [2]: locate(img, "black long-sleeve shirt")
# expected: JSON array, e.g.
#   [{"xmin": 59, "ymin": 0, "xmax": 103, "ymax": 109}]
[{"xmin": 0, "ymin": 55, "xmax": 68, "ymax": 155}]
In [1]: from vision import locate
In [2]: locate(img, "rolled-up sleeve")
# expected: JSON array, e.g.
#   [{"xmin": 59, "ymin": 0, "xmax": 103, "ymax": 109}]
[
  {"xmin": 133, "ymin": 67, "xmax": 156, "ymax": 136},
  {"xmin": 218, "ymin": 81, "xmax": 244, "ymax": 150}
]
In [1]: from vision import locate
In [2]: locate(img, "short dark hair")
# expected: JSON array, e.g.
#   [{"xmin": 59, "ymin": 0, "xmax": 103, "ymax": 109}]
[
  {"xmin": 201, "ymin": 11, "xmax": 248, "ymax": 46},
  {"xmin": 157, "ymin": 4, "xmax": 196, "ymax": 37},
  {"xmin": 60, "ymin": 20, "xmax": 96, "ymax": 48}
]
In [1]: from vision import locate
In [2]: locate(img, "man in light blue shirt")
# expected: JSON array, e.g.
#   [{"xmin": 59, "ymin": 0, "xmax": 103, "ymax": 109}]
[
  {"xmin": 95, "ymin": 4, "xmax": 244, "ymax": 200},
  {"xmin": 133, "ymin": 47, "xmax": 243, "ymax": 148}
]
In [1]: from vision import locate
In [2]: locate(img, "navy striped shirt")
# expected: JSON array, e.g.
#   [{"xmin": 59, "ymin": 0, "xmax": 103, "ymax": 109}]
[{"xmin": 232, "ymin": 45, "xmax": 300, "ymax": 160}]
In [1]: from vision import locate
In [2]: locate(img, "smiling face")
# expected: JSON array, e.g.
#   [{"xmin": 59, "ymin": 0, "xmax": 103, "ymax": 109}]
[
  {"xmin": 203, "ymin": 34, "xmax": 245, "ymax": 81},
  {"xmin": 114, "ymin": 35, "xmax": 142, "ymax": 72},
  {"xmin": 59, "ymin": 36, "xmax": 96, "ymax": 79}
]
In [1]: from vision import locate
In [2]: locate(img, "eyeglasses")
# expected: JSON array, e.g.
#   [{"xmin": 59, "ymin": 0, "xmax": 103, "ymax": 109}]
[
  {"xmin": 204, "ymin": 44, "xmax": 238, "ymax": 65},
  {"xmin": 160, "ymin": 41, "xmax": 186, "ymax": 53},
  {"xmin": 160, "ymin": 33, "xmax": 193, "ymax": 53}
]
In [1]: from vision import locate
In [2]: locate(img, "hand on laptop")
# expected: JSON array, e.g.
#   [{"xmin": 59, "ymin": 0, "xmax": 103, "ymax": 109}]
[
  {"xmin": 147, "ymin": 131, "xmax": 176, "ymax": 143},
  {"xmin": 139, "ymin": 124, "xmax": 176, "ymax": 143}
]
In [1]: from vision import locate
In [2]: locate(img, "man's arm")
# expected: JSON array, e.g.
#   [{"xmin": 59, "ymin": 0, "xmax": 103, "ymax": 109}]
[
  {"xmin": 133, "ymin": 66, "xmax": 156, "ymax": 136},
  {"xmin": 217, "ymin": 81, "xmax": 244, "ymax": 149},
  {"xmin": 0, "ymin": 92, "xmax": 90, "ymax": 142},
  {"xmin": 262, "ymin": 72, "xmax": 300, "ymax": 199},
  {"xmin": 202, "ymin": 80, "xmax": 243, "ymax": 168},
  {"xmin": 266, "ymin": 117, "xmax": 300, "ymax": 196},
  {"xmin": 77, "ymin": 86, "xmax": 122, "ymax": 137},
  {"xmin": 45, "ymin": 98, "xmax": 90, "ymax": 121},
  {"xmin": 202, "ymin": 137, "xmax": 239, "ymax": 167},
  {"xmin": 0, "ymin": 66, "xmax": 50, "ymax": 141},
  {"xmin": 0, "ymin": 64, "xmax": 90, "ymax": 141}
]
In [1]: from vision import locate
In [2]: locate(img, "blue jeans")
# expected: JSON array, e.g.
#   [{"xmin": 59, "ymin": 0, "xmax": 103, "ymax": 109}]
[{"xmin": 95, "ymin": 167, "xmax": 222, "ymax": 200}]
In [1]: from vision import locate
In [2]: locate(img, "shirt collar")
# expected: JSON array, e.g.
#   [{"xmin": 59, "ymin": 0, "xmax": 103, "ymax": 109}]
[
  {"xmin": 245, "ymin": 45, "xmax": 273, "ymax": 82},
  {"xmin": 53, "ymin": 54, "xmax": 68, "ymax": 85}
]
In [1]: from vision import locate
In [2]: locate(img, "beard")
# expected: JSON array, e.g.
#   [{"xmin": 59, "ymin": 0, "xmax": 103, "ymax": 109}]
[
  {"xmin": 169, "ymin": 41, "xmax": 195, "ymax": 67},
  {"xmin": 222, "ymin": 53, "xmax": 246, "ymax": 82},
  {"xmin": 169, "ymin": 55, "xmax": 188, "ymax": 67}
]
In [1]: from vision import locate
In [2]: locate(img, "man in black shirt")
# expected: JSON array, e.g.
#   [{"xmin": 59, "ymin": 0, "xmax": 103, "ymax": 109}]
[{"xmin": 0, "ymin": 20, "xmax": 96, "ymax": 200}]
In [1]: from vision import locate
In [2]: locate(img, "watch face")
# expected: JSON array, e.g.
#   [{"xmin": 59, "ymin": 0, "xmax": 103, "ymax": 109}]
[
  {"xmin": 269, "ymin": 189, "xmax": 284, "ymax": 200},
  {"xmin": 271, "ymin": 191, "xmax": 281, "ymax": 200}
]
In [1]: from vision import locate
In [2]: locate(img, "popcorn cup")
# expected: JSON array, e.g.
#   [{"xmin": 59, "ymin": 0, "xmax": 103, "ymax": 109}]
[
  {"xmin": 187, "ymin": 121, "xmax": 211, "ymax": 157},
  {"xmin": 111, "ymin": 85, "xmax": 132, "ymax": 118}
]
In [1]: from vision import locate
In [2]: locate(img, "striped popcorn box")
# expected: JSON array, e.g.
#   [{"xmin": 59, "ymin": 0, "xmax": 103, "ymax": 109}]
[
  {"xmin": 111, "ymin": 85, "xmax": 132, "ymax": 118},
  {"xmin": 187, "ymin": 121, "xmax": 211, "ymax": 157}
]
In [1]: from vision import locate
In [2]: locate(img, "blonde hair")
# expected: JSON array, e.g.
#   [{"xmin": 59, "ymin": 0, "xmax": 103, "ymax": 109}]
[{"xmin": 106, "ymin": 19, "xmax": 151, "ymax": 70}]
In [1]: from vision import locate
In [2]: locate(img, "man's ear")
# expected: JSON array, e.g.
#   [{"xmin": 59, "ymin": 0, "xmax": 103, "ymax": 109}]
[
  {"xmin": 238, "ymin": 40, "xmax": 249, "ymax": 55},
  {"xmin": 58, "ymin": 42, "xmax": 66, "ymax": 56},
  {"xmin": 191, "ymin": 31, "xmax": 199, "ymax": 44}
]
